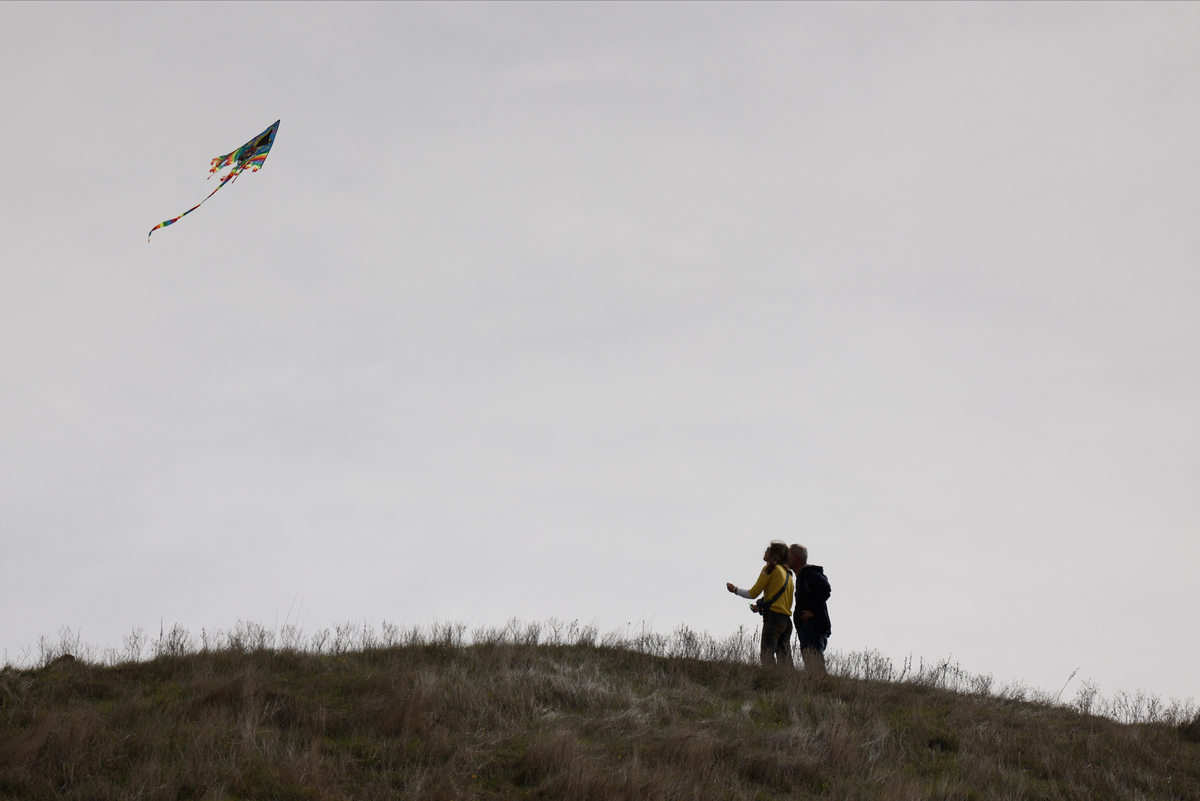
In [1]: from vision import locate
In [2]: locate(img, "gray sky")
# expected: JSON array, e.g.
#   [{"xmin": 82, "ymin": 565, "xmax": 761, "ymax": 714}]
[{"xmin": 2, "ymin": 2, "xmax": 1197, "ymax": 702}]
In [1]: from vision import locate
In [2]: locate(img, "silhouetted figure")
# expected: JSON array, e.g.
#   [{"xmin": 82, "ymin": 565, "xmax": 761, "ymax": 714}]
[{"xmin": 789, "ymin": 544, "xmax": 831, "ymax": 675}]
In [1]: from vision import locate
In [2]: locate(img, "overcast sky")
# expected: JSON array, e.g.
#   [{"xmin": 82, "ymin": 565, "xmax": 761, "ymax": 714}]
[{"xmin": 2, "ymin": 2, "xmax": 1197, "ymax": 703}]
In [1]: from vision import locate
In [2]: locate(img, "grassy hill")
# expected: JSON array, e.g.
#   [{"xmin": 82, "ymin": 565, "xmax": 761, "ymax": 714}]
[{"xmin": 1, "ymin": 621, "xmax": 1197, "ymax": 800}]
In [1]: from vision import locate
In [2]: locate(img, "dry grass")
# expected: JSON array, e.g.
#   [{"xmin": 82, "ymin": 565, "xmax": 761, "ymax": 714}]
[{"xmin": 0, "ymin": 621, "xmax": 1197, "ymax": 800}]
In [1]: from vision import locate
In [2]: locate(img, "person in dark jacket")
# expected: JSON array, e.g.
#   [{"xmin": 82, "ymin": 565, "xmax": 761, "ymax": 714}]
[{"xmin": 789, "ymin": 544, "xmax": 831, "ymax": 675}]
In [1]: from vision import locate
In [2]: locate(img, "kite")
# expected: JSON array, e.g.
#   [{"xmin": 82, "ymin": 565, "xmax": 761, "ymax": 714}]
[{"xmin": 148, "ymin": 120, "xmax": 280, "ymax": 240}]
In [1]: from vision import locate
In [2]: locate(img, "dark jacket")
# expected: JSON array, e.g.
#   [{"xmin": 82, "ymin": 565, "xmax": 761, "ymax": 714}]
[{"xmin": 794, "ymin": 565, "xmax": 832, "ymax": 637}]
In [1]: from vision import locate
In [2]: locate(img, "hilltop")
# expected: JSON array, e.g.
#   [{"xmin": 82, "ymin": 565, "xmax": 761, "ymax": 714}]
[{"xmin": 1, "ymin": 622, "xmax": 1197, "ymax": 800}]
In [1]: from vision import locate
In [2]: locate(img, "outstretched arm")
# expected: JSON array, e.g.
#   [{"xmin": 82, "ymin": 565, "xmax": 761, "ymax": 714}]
[{"xmin": 728, "ymin": 570, "xmax": 770, "ymax": 599}]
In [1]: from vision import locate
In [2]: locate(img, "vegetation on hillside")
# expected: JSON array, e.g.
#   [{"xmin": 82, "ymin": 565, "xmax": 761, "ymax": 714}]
[{"xmin": 1, "ymin": 621, "xmax": 1197, "ymax": 800}]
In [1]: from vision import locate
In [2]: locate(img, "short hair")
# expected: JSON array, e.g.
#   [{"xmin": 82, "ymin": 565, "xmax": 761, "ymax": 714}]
[{"xmin": 790, "ymin": 544, "xmax": 808, "ymax": 565}]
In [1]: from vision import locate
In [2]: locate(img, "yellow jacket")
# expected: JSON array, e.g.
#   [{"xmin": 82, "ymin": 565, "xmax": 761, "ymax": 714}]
[{"xmin": 747, "ymin": 564, "xmax": 793, "ymax": 615}]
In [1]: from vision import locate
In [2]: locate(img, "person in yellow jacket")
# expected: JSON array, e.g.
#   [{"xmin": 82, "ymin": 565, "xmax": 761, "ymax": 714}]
[{"xmin": 726, "ymin": 540, "xmax": 794, "ymax": 667}]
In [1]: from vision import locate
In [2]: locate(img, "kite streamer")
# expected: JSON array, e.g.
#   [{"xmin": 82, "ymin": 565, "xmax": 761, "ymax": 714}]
[{"xmin": 149, "ymin": 120, "xmax": 280, "ymax": 240}]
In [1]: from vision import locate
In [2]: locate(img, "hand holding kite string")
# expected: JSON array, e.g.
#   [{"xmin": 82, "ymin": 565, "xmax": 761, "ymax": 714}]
[{"xmin": 148, "ymin": 120, "xmax": 280, "ymax": 240}]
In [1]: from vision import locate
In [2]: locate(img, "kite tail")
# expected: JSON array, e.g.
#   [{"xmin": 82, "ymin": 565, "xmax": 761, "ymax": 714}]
[{"xmin": 147, "ymin": 172, "xmax": 235, "ymax": 241}]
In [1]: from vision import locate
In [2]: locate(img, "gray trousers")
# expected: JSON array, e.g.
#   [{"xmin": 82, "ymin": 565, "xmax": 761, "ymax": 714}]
[{"xmin": 760, "ymin": 611, "xmax": 794, "ymax": 667}]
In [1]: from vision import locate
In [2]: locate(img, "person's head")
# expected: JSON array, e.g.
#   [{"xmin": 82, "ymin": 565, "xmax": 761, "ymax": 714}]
[
  {"xmin": 789, "ymin": 544, "xmax": 808, "ymax": 570},
  {"xmin": 764, "ymin": 540, "xmax": 789, "ymax": 571}
]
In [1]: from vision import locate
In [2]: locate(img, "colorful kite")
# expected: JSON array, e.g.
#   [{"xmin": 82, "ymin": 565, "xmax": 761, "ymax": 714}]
[{"xmin": 148, "ymin": 120, "xmax": 280, "ymax": 240}]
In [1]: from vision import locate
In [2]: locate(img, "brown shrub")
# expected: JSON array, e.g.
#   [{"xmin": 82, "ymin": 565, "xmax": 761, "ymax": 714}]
[
  {"xmin": 658, "ymin": 729, "xmax": 717, "ymax": 772},
  {"xmin": 190, "ymin": 668, "xmax": 257, "ymax": 715},
  {"xmin": 516, "ymin": 728, "xmax": 578, "ymax": 784},
  {"xmin": 353, "ymin": 672, "xmax": 436, "ymax": 737},
  {"xmin": 736, "ymin": 747, "xmax": 825, "ymax": 792},
  {"xmin": 1181, "ymin": 714, "xmax": 1200, "ymax": 743},
  {"xmin": 0, "ymin": 710, "xmax": 94, "ymax": 768}
]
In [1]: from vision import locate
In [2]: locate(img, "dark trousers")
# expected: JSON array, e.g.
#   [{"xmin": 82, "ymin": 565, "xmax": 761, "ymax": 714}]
[
  {"xmin": 795, "ymin": 620, "xmax": 828, "ymax": 674},
  {"xmin": 760, "ymin": 611, "xmax": 793, "ymax": 668}
]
